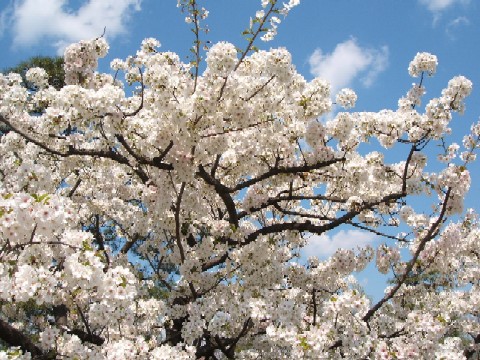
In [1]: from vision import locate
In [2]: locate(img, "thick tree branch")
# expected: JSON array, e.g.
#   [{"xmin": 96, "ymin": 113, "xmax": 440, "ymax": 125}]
[
  {"xmin": 225, "ymin": 317, "xmax": 252, "ymax": 357},
  {"xmin": 197, "ymin": 165, "xmax": 239, "ymax": 227},
  {"xmin": 115, "ymin": 134, "xmax": 173, "ymax": 170},
  {"xmin": 0, "ymin": 318, "xmax": 47, "ymax": 359},
  {"xmin": 120, "ymin": 233, "xmax": 141, "ymax": 255},
  {"xmin": 67, "ymin": 177, "xmax": 82, "ymax": 198},
  {"xmin": 228, "ymin": 157, "xmax": 345, "ymax": 193}
]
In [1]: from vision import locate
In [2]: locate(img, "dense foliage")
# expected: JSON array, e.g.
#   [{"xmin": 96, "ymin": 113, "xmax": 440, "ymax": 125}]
[
  {"xmin": 3, "ymin": 56, "xmax": 65, "ymax": 90},
  {"xmin": 0, "ymin": 1, "xmax": 479, "ymax": 358}
]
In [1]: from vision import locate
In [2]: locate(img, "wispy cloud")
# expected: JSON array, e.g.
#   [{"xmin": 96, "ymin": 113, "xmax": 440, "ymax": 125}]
[
  {"xmin": 418, "ymin": 0, "xmax": 470, "ymax": 24},
  {"xmin": 308, "ymin": 38, "xmax": 388, "ymax": 95},
  {"xmin": 301, "ymin": 230, "xmax": 378, "ymax": 259},
  {"xmin": 1, "ymin": 0, "xmax": 142, "ymax": 54},
  {"xmin": 446, "ymin": 16, "xmax": 469, "ymax": 39},
  {"xmin": 0, "ymin": 2, "xmax": 13, "ymax": 37},
  {"xmin": 419, "ymin": 0, "xmax": 469, "ymax": 13}
]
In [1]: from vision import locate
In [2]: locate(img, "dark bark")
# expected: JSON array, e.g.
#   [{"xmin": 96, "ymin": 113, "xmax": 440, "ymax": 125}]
[{"xmin": 0, "ymin": 318, "xmax": 48, "ymax": 359}]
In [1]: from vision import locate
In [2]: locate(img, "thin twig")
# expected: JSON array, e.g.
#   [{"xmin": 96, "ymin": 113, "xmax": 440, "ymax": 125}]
[{"xmin": 363, "ymin": 188, "xmax": 452, "ymax": 322}]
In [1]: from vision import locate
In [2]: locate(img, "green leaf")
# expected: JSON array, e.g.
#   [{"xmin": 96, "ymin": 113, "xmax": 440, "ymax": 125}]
[
  {"xmin": 71, "ymin": 287, "xmax": 82, "ymax": 298},
  {"xmin": 31, "ymin": 193, "xmax": 51, "ymax": 204},
  {"xmin": 298, "ymin": 336, "xmax": 312, "ymax": 350},
  {"xmin": 82, "ymin": 239, "xmax": 93, "ymax": 252},
  {"xmin": 299, "ymin": 97, "xmax": 308, "ymax": 109},
  {"xmin": 436, "ymin": 315, "xmax": 447, "ymax": 324}
]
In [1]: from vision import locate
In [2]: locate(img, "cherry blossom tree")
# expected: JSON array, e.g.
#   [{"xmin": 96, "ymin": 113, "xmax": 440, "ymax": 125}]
[{"xmin": 1, "ymin": 0, "xmax": 480, "ymax": 358}]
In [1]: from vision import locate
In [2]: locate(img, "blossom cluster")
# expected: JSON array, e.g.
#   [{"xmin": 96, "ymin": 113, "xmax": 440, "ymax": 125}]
[
  {"xmin": 25, "ymin": 67, "xmax": 49, "ymax": 88},
  {"xmin": 0, "ymin": 1, "xmax": 479, "ymax": 358},
  {"xmin": 63, "ymin": 37, "xmax": 109, "ymax": 86},
  {"xmin": 408, "ymin": 51, "xmax": 438, "ymax": 77},
  {"xmin": 256, "ymin": 0, "xmax": 300, "ymax": 42},
  {"xmin": 335, "ymin": 88, "xmax": 357, "ymax": 109}
]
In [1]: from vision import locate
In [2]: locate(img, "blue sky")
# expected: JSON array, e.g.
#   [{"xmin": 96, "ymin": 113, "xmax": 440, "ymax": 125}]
[{"xmin": 0, "ymin": 0, "xmax": 479, "ymax": 300}]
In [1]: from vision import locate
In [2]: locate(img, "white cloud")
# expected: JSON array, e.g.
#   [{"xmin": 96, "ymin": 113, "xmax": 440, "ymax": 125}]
[
  {"xmin": 419, "ymin": 0, "xmax": 469, "ymax": 13},
  {"xmin": 308, "ymin": 39, "xmax": 388, "ymax": 94},
  {"xmin": 0, "ymin": 3, "xmax": 11, "ymax": 37},
  {"xmin": 446, "ymin": 16, "xmax": 469, "ymax": 39},
  {"xmin": 448, "ymin": 15, "xmax": 469, "ymax": 26},
  {"xmin": 301, "ymin": 229, "xmax": 378, "ymax": 259},
  {"xmin": 419, "ymin": 0, "xmax": 470, "ymax": 25},
  {"xmin": 2, "ymin": 0, "xmax": 141, "ymax": 54}
]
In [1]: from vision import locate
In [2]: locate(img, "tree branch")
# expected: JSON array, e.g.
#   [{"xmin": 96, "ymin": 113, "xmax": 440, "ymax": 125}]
[
  {"xmin": 228, "ymin": 157, "xmax": 345, "ymax": 193},
  {"xmin": 0, "ymin": 318, "xmax": 48, "ymax": 359},
  {"xmin": 197, "ymin": 165, "xmax": 239, "ymax": 227},
  {"xmin": 0, "ymin": 115, "xmax": 173, "ymax": 184},
  {"xmin": 243, "ymin": 191, "xmax": 406, "ymax": 245},
  {"xmin": 362, "ymin": 188, "xmax": 452, "ymax": 322},
  {"xmin": 241, "ymin": 75, "xmax": 275, "ymax": 102}
]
